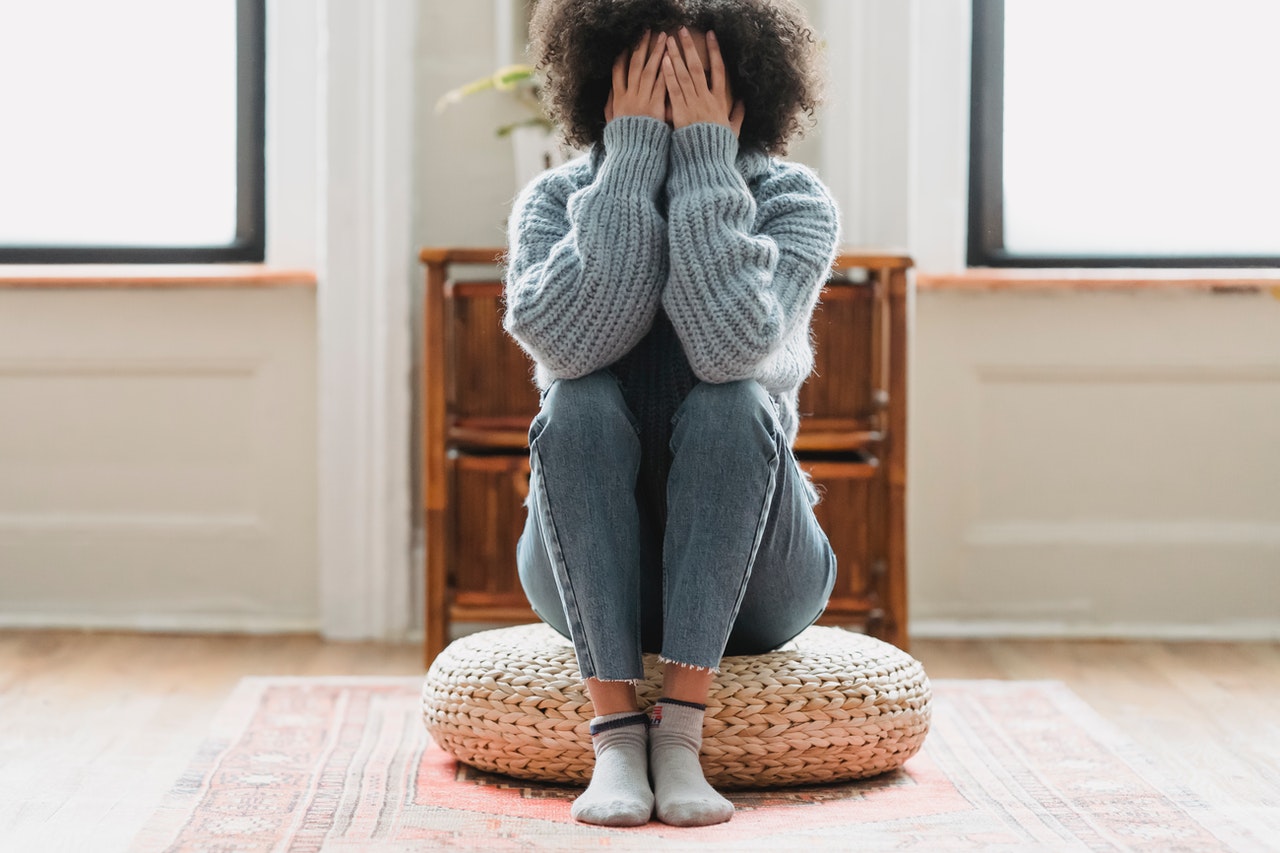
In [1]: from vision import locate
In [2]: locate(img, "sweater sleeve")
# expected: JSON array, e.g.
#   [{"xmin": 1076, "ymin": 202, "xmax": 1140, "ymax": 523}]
[
  {"xmin": 503, "ymin": 115, "xmax": 672, "ymax": 379},
  {"xmin": 661, "ymin": 122, "xmax": 840, "ymax": 384}
]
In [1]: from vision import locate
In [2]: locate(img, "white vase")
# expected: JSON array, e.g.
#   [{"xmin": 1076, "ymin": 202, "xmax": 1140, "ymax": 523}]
[{"xmin": 510, "ymin": 124, "xmax": 575, "ymax": 192}]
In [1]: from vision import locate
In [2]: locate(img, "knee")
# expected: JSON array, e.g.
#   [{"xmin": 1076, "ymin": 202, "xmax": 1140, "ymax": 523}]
[
  {"xmin": 530, "ymin": 370, "xmax": 637, "ymax": 448},
  {"xmin": 673, "ymin": 380, "xmax": 779, "ymax": 451}
]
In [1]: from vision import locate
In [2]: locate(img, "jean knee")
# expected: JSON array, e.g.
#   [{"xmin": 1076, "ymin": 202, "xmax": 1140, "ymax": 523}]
[
  {"xmin": 531, "ymin": 370, "xmax": 638, "ymax": 447},
  {"xmin": 678, "ymin": 379, "xmax": 774, "ymax": 424},
  {"xmin": 673, "ymin": 380, "xmax": 779, "ymax": 451}
]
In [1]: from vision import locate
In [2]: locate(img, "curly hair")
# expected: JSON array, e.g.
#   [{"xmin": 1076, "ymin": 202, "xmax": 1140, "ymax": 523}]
[{"xmin": 528, "ymin": 0, "xmax": 824, "ymax": 155}]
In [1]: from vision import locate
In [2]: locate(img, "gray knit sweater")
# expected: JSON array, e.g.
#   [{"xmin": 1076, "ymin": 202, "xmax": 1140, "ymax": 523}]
[{"xmin": 504, "ymin": 114, "xmax": 839, "ymax": 455}]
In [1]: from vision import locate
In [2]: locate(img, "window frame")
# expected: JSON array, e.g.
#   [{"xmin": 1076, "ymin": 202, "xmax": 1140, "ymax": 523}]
[
  {"xmin": 967, "ymin": 0, "xmax": 1280, "ymax": 268},
  {"xmin": 0, "ymin": 0, "xmax": 266, "ymax": 264}
]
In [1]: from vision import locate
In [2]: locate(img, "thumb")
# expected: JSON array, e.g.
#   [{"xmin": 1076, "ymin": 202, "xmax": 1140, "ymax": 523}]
[{"xmin": 729, "ymin": 99, "xmax": 745, "ymax": 136}]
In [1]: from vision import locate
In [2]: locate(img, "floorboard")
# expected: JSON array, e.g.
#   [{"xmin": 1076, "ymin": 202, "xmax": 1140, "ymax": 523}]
[{"xmin": 1, "ymin": 630, "xmax": 1276, "ymax": 850}]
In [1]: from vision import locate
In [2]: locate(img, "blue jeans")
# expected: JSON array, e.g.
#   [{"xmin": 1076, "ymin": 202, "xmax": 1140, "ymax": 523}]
[{"xmin": 516, "ymin": 370, "xmax": 837, "ymax": 682}]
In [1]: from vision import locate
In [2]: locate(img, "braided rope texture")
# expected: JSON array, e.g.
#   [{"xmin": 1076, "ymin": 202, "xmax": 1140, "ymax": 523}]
[{"xmin": 422, "ymin": 623, "xmax": 932, "ymax": 789}]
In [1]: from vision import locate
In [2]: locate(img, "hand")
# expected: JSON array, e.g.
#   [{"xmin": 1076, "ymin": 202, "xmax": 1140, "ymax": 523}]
[
  {"xmin": 662, "ymin": 28, "xmax": 744, "ymax": 136},
  {"xmin": 604, "ymin": 30, "xmax": 668, "ymax": 124}
]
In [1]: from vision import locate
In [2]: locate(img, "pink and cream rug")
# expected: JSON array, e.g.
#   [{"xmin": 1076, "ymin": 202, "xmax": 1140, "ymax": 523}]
[{"xmin": 132, "ymin": 677, "xmax": 1261, "ymax": 851}]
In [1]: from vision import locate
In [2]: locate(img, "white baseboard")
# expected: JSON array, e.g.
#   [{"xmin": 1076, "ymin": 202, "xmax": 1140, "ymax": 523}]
[
  {"xmin": 910, "ymin": 619, "xmax": 1280, "ymax": 642},
  {"xmin": 414, "ymin": 619, "xmax": 1280, "ymax": 648},
  {"xmin": 0, "ymin": 611, "xmax": 320, "ymax": 635},
  {"xmin": 9, "ymin": 613, "xmax": 1271, "ymax": 643},
  {"xmin": 404, "ymin": 623, "xmax": 530, "ymax": 646}
]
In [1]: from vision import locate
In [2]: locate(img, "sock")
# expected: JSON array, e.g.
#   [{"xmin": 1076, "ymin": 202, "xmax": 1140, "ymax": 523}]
[
  {"xmin": 648, "ymin": 698, "xmax": 734, "ymax": 827},
  {"xmin": 570, "ymin": 711, "xmax": 654, "ymax": 827}
]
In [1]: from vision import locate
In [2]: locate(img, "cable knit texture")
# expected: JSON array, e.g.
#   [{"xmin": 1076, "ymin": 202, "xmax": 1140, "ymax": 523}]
[{"xmin": 504, "ymin": 114, "xmax": 839, "ymax": 453}]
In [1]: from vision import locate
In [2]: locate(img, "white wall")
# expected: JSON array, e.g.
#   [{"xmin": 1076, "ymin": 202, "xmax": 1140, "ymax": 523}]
[
  {"xmin": 0, "ymin": 287, "xmax": 319, "ymax": 631},
  {"xmin": 0, "ymin": 0, "xmax": 326, "ymax": 633},
  {"xmin": 411, "ymin": 0, "xmax": 1280, "ymax": 640},
  {"xmin": 415, "ymin": 2, "xmax": 526, "ymax": 248},
  {"xmin": 2, "ymin": 0, "xmax": 426, "ymax": 640},
  {"xmin": 838, "ymin": 0, "xmax": 1280, "ymax": 638},
  {"xmin": 911, "ymin": 289, "xmax": 1280, "ymax": 638},
  {"xmin": 7, "ymin": 0, "xmax": 1270, "ymax": 639}
]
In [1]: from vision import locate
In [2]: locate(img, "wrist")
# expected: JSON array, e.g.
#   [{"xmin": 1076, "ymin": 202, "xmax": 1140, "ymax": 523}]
[
  {"xmin": 599, "ymin": 116, "xmax": 672, "ymax": 195},
  {"xmin": 668, "ymin": 122, "xmax": 740, "ymax": 193}
]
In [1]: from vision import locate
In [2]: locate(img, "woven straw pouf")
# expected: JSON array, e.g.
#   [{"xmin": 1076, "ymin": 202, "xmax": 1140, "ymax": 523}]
[{"xmin": 421, "ymin": 622, "xmax": 931, "ymax": 789}]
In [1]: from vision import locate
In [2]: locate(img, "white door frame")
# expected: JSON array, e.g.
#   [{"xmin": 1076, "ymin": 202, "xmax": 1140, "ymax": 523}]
[{"xmin": 315, "ymin": 0, "xmax": 417, "ymax": 640}]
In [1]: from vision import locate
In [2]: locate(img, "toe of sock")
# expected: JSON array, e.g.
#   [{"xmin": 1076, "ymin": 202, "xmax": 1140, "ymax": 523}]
[
  {"xmin": 657, "ymin": 797, "xmax": 734, "ymax": 827},
  {"xmin": 571, "ymin": 797, "xmax": 654, "ymax": 827}
]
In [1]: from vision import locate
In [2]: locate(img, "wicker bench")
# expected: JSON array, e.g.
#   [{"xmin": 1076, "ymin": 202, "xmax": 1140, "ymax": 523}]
[{"xmin": 421, "ymin": 623, "xmax": 932, "ymax": 789}]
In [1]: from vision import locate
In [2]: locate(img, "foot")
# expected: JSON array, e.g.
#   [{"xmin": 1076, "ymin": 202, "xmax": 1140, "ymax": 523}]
[
  {"xmin": 571, "ymin": 712, "xmax": 654, "ymax": 827},
  {"xmin": 648, "ymin": 700, "xmax": 734, "ymax": 826}
]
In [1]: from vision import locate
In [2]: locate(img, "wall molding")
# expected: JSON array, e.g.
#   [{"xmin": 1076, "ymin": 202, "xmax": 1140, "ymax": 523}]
[
  {"xmin": 966, "ymin": 520, "xmax": 1280, "ymax": 547},
  {"xmin": 421, "ymin": 620, "xmax": 1280, "ymax": 644},
  {"xmin": 911, "ymin": 619, "xmax": 1280, "ymax": 642},
  {"xmin": 975, "ymin": 363, "xmax": 1280, "ymax": 384},
  {"xmin": 316, "ymin": 0, "xmax": 417, "ymax": 640},
  {"xmin": 0, "ymin": 512, "xmax": 265, "ymax": 534},
  {"xmin": 0, "ymin": 357, "xmax": 259, "ymax": 377},
  {"xmin": 0, "ymin": 611, "xmax": 319, "ymax": 634}
]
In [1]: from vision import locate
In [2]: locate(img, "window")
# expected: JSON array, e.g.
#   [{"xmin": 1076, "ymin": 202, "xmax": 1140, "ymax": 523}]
[
  {"xmin": 0, "ymin": 0, "xmax": 265, "ymax": 263},
  {"xmin": 969, "ymin": 0, "xmax": 1280, "ymax": 267}
]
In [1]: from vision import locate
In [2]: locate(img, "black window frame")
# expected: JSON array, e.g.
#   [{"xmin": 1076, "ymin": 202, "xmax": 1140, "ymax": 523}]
[
  {"xmin": 0, "ymin": 0, "xmax": 266, "ymax": 264},
  {"xmin": 968, "ymin": 0, "xmax": 1280, "ymax": 268}
]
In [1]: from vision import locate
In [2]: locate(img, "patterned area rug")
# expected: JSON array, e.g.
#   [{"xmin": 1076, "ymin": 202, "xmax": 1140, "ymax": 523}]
[{"xmin": 133, "ymin": 677, "xmax": 1260, "ymax": 852}]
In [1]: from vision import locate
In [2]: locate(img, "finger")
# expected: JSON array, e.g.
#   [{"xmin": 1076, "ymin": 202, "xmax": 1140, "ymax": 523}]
[
  {"xmin": 642, "ymin": 30, "xmax": 666, "ymax": 76},
  {"xmin": 612, "ymin": 53, "xmax": 626, "ymax": 96},
  {"xmin": 662, "ymin": 52, "xmax": 685, "ymax": 104},
  {"xmin": 649, "ymin": 63, "xmax": 667, "ymax": 113},
  {"xmin": 628, "ymin": 30, "xmax": 651, "ymax": 87},
  {"xmin": 664, "ymin": 36, "xmax": 694, "ymax": 96},
  {"xmin": 647, "ymin": 28, "xmax": 666, "ymax": 63},
  {"xmin": 639, "ymin": 31, "xmax": 666, "ymax": 98},
  {"xmin": 665, "ymin": 52, "xmax": 686, "ymax": 96},
  {"xmin": 708, "ymin": 30, "xmax": 726, "ymax": 98},
  {"xmin": 662, "ymin": 53, "xmax": 689, "ymax": 123},
  {"xmin": 678, "ymin": 27, "xmax": 707, "ymax": 91}
]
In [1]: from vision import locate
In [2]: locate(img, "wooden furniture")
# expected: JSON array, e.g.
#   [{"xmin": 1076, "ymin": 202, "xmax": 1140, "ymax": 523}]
[{"xmin": 421, "ymin": 247, "xmax": 913, "ymax": 666}]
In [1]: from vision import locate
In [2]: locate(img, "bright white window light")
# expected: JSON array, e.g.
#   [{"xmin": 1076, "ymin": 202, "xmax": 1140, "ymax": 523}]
[
  {"xmin": 0, "ymin": 1, "xmax": 237, "ymax": 247},
  {"xmin": 1003, "ymin": 0, "xmax": 1280, "ymax": 257}
]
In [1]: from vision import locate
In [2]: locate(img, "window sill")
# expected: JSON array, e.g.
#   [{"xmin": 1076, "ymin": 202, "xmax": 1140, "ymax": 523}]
[
  {"xmin": 0, "ymin": 265, "xmax": 317, "ymax": 289},
  {"xmin": 917, "ymin": 268, "xmax": 1280, "ymax": 294}
]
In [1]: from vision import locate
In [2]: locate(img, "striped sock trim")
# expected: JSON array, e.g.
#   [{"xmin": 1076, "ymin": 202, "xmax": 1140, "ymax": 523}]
[
  {"xmin": 588, "ymin": 712, "xmax": 650, "ymax": 737},
  {"xmin": 657, "ymin": 697, "xmax": 707, "ymax": 712}
]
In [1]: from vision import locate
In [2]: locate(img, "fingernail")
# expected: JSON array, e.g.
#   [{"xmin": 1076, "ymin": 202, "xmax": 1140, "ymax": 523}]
[{"xmin": 708, "ymin": 30, "xmax": 717, "ymax": 41}]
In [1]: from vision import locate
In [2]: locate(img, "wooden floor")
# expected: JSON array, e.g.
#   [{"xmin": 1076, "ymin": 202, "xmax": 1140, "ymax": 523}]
[{"xmin": 2, "ymin": 631, "xmax": 1277, "ymax": 850}]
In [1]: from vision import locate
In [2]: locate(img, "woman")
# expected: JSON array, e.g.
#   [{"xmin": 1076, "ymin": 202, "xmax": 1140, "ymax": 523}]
[{"xmin": 504, "ymin": 0, "xmax": 839, "ymax": 828}]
